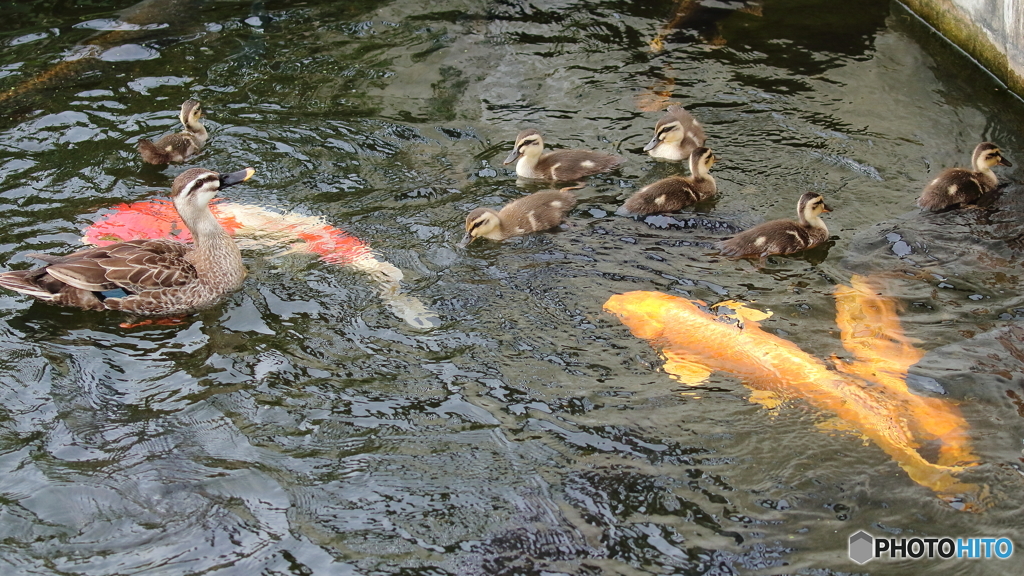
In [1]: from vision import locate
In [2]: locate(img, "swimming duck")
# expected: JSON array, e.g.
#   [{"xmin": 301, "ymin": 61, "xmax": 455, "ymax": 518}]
[
  {"xmin": 503, "ymin": 129, "xmax": 623, "ymax": 181},
  {"xmin": 459, "ymin": 189, "xmax": 578, "ymax": 246},
  {"xmin": 917, "ymin": 142, "xmax": 1012, "ymax": 211},
  {"xmin": 0, "ymin": 167, "xmax": 255, "ymax": 316},
  {"xmin": 137, "ymin": 99, "xmax": 208, "ymax": 164},
  {"xmin": 644, "ymin": 104, "xmax": 706, "ymax": 162},
  {"xmin": 619, "ymin": 147, "xmax": 717, "ymax": 215},
  {"xmin": 718, "ymin": 192, "xmax": 832, "ymax": 260}
]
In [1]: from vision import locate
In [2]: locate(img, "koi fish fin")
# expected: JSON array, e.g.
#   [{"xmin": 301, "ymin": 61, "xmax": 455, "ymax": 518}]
[
  {"xmin": 661, "ymin": 350, "xmax": 713, "ymax": 385},
  {"xmin": 748, "ymin": 389, "xmax": 784, "ymax": 410},
  {"xmin": 834, "ymin": 275, "xmax": 924, "ymax": 380},
  {"xmin": 713, "ymin": 300, "xmax": 772, "ymax": 326},
  {"xmin": 893, "ymin": 456, "xmax": 980, "ymax": 507},
  {"xmin": 834, "ymin": 277, "xmax": 979, "ymax": 467},
  {"xmin": 815, "ymin": 416, "xmax": 860, "ymax": 436}
]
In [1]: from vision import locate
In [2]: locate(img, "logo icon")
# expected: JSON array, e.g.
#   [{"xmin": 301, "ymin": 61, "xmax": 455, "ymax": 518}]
[{"xmin": 849, "ymin": 530, "xmax": 874, "ymax": 564}]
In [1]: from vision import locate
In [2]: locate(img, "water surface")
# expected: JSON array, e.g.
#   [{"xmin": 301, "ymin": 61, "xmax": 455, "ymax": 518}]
[{"xmin": 1, "ymin": 0, "xmax": 1023, "ymax": 574}]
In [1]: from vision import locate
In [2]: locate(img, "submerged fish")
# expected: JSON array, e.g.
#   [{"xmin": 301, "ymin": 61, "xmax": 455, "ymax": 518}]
[
  {"xmin": 1, "ymin": 0, "xmax": 205, "ymax": 109},
  {"xmin": 604, "ymin": 276, "xmax": 979, "ymax": 505},
  {"xmin": 82, "ymin": 198, "xmax": 439, "ymax": 329}
]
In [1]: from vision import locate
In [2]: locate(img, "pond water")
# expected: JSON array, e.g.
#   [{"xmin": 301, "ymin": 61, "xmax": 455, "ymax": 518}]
[{"xmin": 1, "ymin": 0, "xmax": 1023, "ymax": 574}]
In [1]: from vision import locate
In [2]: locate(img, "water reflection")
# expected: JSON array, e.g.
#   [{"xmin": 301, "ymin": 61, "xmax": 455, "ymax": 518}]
[{"xmin": 1, "ymin": 0, "xmax": 1024, "ymax": 574}]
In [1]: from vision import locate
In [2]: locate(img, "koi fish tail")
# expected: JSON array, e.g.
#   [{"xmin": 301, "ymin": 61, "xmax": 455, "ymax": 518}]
[
  {"xmin": 890, "ymin": 449, "xmax": 979, "ymax": 504},
  {"xmin": 834, "ymin": 276, "xmax": 979, "ymax": 467}
]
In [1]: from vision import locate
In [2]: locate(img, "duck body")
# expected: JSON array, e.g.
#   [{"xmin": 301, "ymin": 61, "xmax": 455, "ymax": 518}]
[
  {"xmin": 718, "ymin": 192, "xmax": 832, "ymax": 260},
  {"xmin": 644, "ymin": 105, "xmax": 706, "ymax": 162},
  {"xmin": 460, "ymin": 189, "xmax": 577, "ymax": 246},
  {"xmin": 917, "ymin": 142, "xmax": 1012, "ymax": 211},
  {"xmin": 619, "ymin": 147, "xmax": 717, "ymax": 215},
  {"xmin": 504, "ymin": 129, "xmax": 623, "ymax": 181},
  {"xmin": 0, "ymin": 167, "xmax": 255, "ymax": 316},
  {"xmin": 138, "ymin": 100, "xmax": 208, "ymax": 165}
]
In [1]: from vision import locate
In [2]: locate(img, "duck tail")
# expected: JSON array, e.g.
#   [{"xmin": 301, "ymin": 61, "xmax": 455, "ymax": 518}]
[{"xmin": 137, "ymin": 139, "xmax": 167, "ymax": 164}]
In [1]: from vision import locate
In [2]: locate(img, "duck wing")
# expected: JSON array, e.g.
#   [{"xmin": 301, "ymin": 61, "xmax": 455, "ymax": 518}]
[
  {"xmin": 539, "ymin": 150, "xmax": 624, "ymax": 180},
  {"xmin": 43, "ymin": 239, "xmax": 196, "ymax": 294},
  {"xmin": 0, "ymin": 267, "xmax": 107, "ymax": 310},
  {"xmin": 719, "ymin": 220, "xmax": 820, "ymax": 258},
  {"xmin": 501, "ymin": 190, "xmax": 578, "ymax": 232},
  {"xmin": 96, "ymin": 239, "xmax": 196, "ymax": 292},
  {"xmin": 138, "ymin": 133, "xmax": 200, "ymax": 164},
  {"xmin": 918, "ymin": 168, "xmax": 986, "ymax": 211}
]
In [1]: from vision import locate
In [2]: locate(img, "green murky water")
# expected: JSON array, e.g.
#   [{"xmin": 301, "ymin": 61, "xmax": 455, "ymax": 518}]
[{"xmin": 1, "ymin": 0, "xmax": 1023, "ymax": 574}]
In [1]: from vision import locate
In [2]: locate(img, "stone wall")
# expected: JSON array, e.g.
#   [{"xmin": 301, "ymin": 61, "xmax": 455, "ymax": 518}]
[{"xmin": 899, "ymin": 0, "xmax": 1024, "ymax": 97}]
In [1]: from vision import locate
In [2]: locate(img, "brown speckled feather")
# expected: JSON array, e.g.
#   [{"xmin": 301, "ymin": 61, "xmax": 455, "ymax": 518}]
[
  {"xmin": 99, "ymin": 241, "xmax": 196, "ymax": 290},
  {"xmin": 462, "ymin": 189, "xmax": 578, "ymax": 244},
  {"xmin": 137, "ymin": 100, "xmax": 208, "ymax": 165},
  {"xmin": 0, "ymin": 167, "xmax": 253, "ymax": 318},
  {"xmin": 717, "ymin": 192, "xmax": 831, "ymax": 260},
  {"xmin": 0, "ymin": 268, "xmax": 106, "ymax": 310},
  {"xmin": 138, "ymin": 133, "xmax": 201, "ymax": 164},
  {"xmin": 533, "ymin": 150, "xmax": 624, "ymax": 181},
  {"xmin": 718, "ymin": 220, "xmax": 825, "ymax": 258},
  {"xmin": 506, "ymin": 129, "xmax": 623, "ymax": 181},
  {"xmin": 622, "ymin": 176, "xmax": 704, "ymax": 214},
  {"xmin": 621, "ymin": 147, "xmax": 717, "ymax": 215},
  {"xmin": 30, "ymin": 239, "xmax": 194, "ymax": 293},
  {"xmin": 917, "ymin": 169, "xmax": 989, "ymax": 211},
  {"xmin": 917, "ymin": 142, "xmax": 1011, "ymax": 211},
  {"xmin": 498, "ymin": 190, "xmax": 578, "ymax": 234}
]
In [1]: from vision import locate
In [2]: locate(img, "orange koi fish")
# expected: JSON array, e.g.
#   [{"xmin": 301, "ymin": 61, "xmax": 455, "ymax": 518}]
[{"xmin": 604, "ymin": 276, "xmax": 979, "ymax": 504}]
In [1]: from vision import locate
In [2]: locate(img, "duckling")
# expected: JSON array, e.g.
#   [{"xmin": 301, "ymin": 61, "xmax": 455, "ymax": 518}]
[
  {"xmin": 917, "ymin": 142, "xmax": 1012, "ymax": 211},
  {"xmin": 644, "ymin": 104, "xmax": 706, "ymax": 162},
  {"xmin": 137, "ymin": 99, "xmax": 208, "ymax": 164},
  {"xmin": 503, "ymin": 129, "xmax": 623, "ymax": 181},
  {"xmin": 618, "ymin": 147, "xmax": 717, "ymax": 215},
  {"xmin": 0, "ymin": 167, "xmax": 255, "ymax": 316},
  {"xmin": 718, "ymin": 192, "xmax": 832, "ymax": 261},
  {"xmin": 459, "ymin": 189, "xmax": 577, "ymax": 246}
]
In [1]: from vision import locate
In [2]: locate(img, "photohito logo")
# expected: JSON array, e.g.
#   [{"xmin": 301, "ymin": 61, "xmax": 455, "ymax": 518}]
[{"xmin": 849, "ymin": 530, "xmax": 1014, "ymax": 564}]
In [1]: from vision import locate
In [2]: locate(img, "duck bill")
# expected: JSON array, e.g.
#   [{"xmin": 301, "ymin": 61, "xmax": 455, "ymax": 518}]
[
  {"xmin": 503, "ymin": 148, "xmax": 522, "ymax": 165},
  {"xmin": 219, "ymin": 167, "xmax": 256, "ymax": 188},
  {"xmin": 457, "ymin": 233, "xmax": 475, "ymax": 248},
  {"xmin": 822, "ymin": 203, "xmax": 834, "ymax": 213},
  {"xmin": 643, "ymin": 136, "xmax": 660, "ymax": 152},
  {"xmin": 1000, "ymin": 158, "xmax": 1013, "ymax": 167}
]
